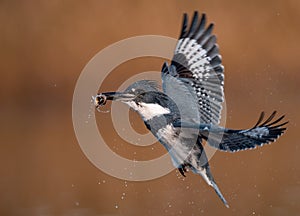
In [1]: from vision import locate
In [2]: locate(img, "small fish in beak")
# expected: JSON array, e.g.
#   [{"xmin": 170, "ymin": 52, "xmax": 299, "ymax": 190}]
[{"xmin": 92, "ymin": 92, "xmax": 136, "ymax": 113}]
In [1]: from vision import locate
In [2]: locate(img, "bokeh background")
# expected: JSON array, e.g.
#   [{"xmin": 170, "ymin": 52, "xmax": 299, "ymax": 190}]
[{"xmin": 1, "ymin": 0, "xmax": 300, "ymax": 215}]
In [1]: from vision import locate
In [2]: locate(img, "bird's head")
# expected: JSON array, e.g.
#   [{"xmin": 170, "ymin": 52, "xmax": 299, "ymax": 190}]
[{"xmin": 93, "ymin": 80, "xmax": 177, "ymax": 121}]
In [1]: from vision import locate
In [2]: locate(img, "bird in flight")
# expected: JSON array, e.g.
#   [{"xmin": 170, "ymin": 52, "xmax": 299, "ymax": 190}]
[{"xmin": 93, "ymin": 11, "xmax": 288, "ymax": 208}]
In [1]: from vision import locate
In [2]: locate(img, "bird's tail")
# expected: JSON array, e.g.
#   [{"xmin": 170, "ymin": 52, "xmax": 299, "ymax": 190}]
[
  {"xmin": 210, "ymin": 180, "xmax": 229, "ymax": 208},
  {"xmin": 197, "ymin": 166, "xmax": 229, "ymax": 208}
]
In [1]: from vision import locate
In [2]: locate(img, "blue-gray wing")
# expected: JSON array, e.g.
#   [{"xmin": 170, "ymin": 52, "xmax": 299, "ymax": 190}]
[
  {"xmin": 174, "ymin": 111, "xmax": 288, "ymax": 152},
  {"xmin": 162, "ymin": 11, "xmax": 224, "ymax": 125}
]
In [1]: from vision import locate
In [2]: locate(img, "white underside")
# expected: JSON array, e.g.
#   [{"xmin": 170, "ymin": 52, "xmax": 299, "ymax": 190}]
[{"xmin": 125, "ymin": 101, "xmax": 170, "ymax": 121}]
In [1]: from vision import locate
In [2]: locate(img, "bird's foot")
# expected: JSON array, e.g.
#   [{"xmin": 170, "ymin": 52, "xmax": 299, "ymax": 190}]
[{"xmin": 178, "ymin": 165, "xmax": 188, "ymax": 177}]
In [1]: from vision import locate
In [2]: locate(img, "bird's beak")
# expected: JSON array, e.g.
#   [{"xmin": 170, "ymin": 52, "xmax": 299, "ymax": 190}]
[{"xmin": 92, "ymin": 92, "xmax": 135, "ymax": 108}]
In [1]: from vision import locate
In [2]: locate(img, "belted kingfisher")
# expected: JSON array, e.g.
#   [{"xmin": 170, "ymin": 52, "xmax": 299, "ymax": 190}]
[{"xmin": 93, "ymin": 12, "xmax": 288, "ymax": 208}]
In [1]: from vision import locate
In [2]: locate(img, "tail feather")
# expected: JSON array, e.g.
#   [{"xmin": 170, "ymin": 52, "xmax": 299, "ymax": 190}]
[
  {"xmin": 196, "ymin": 165, "xmax": 229, "ymax": 208},
  {"xmin": 211, "ymin": 180, "xmax": 229, "ymax": 208}
]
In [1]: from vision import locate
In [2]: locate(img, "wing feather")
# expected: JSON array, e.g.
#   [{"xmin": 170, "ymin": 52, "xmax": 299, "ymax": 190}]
[
  {"xmin": 207, "ymin": 112, "xmax": 288, "ymax": 152},
  {"xmin": 173, "ymin": 112, "xmax": 288, "ymax": 152},
  {"xmin": 162, "ymin": 11, "xmax": 224, "ymax": 125}
]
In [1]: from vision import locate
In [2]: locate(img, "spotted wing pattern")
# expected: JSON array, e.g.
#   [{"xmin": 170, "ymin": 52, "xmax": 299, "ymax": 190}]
[
  {"xmin": 162, "ymin": 11, "xmax": 224, "ymax": 125},
  {"xmin": 206, "ymin": 111, "xmax": 288, "ymax": 152}
]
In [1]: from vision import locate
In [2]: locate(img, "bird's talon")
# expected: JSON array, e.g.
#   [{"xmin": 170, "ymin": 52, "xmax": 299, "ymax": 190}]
[{"xmin": 178, "ymin": 167, "xmax": 186, "ymax": 177}]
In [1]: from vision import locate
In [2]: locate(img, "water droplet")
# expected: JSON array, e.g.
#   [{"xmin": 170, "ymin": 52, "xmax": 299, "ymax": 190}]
[
  {"xmin": 75, "ymin": 201, "xmax": 79, "ymax": 206},
  {"xmin": 102, "ymin": 180, "xmax": 106, "ymax": 183},
  {"xmin": 115, "ymin": 205, "xmax": 118, "ymax": 209}
]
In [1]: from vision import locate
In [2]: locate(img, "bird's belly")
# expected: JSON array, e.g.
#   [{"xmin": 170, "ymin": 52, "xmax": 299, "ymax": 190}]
[{"xmin": 156, "ymin": 124, "xmax": 194, "ymax": 168}]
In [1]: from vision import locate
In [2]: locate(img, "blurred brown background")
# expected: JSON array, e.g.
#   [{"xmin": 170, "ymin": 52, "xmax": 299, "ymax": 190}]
[{"xmin": 1, "ymin": 0, "xmax": 300, "ymax": 215}]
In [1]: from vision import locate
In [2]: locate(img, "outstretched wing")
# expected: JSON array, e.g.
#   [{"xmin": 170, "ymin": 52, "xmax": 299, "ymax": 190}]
[
  {"xmin": 162, "ymin": 11, "xmax": 224, "ymax": 125},
  {"xmin": 173, "ymin": 111, "xmax": 288, "ymax": 152},
  {"xmin": 205, "ymin": 111, "xmax": 288, "ymax": 152}
]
